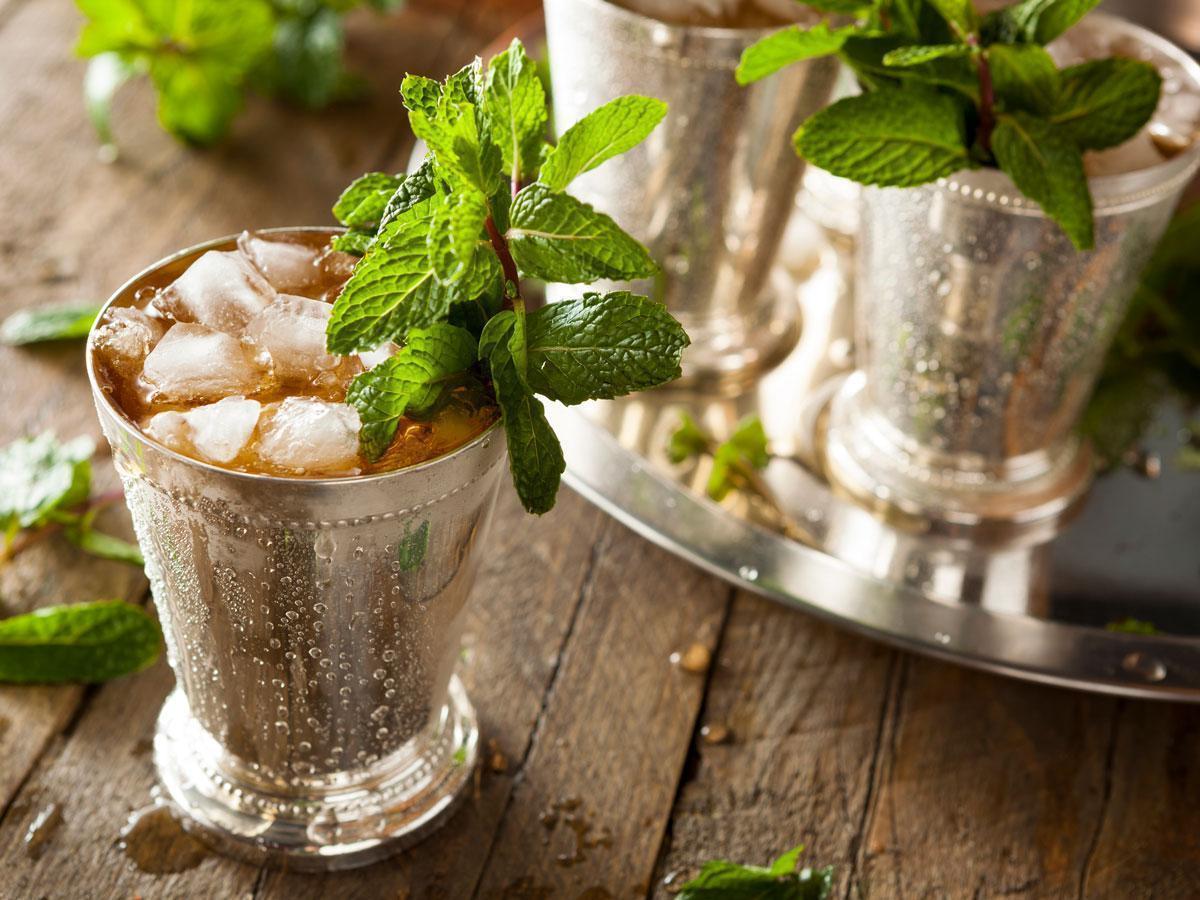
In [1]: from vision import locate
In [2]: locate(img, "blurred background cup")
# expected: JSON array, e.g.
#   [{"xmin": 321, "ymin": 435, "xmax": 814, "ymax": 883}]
[
  {"xmin": 542, "ymin": 0, "xmax": 840, "ymax": 388},
  {"xmin": 87, "ymin": 233, "xmax": 508, "ymax": 871},
  {"xmin": 823, "ymin": 15, "xmax": 1200, "ymax": 543}
]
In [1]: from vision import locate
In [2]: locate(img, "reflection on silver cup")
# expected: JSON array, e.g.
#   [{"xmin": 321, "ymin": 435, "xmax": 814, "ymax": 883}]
[
  {"xmin": 87, "ymin": 234, "xmax": 507, "ymax": 871},
  {"xmin": 543, "ymin": 0, "xmax": 839, "ymax": 386}
]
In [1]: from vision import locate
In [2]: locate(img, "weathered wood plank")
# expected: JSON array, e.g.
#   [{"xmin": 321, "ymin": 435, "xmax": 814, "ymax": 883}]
[
  {"xmin": 650, "ymin": 591, "xmax": 897, "ymax": 898},
  {"xmin": 854, "ymin": 658, "xmax": 1119, "ymax": 899},
  {"xmin": 254, "ymin": 487, "xmax": 609, "ymax": 899},
  {"xmin": 471, "ymin": 521, "xmax": 733, "ymax": 898},
  {"xmin": 1080, "ymin": 700, "xmax": 1200, "ymax": 899}
]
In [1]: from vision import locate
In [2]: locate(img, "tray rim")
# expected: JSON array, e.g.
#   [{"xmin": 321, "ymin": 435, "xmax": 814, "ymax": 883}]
[{"xmin": 550, "ymin": 404, "xmax": 1200, "ymax": 703}]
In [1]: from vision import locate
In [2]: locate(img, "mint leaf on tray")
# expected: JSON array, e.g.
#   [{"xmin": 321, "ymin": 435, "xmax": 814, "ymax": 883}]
[{"xmin": 0, "ymin": 601, "xmax": 160, "ymax": 684}]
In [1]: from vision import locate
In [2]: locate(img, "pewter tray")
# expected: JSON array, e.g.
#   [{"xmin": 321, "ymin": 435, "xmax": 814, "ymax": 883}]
[{"xmin": 547, "ymin": 204, "xmax": 1200, "ymax": 702}]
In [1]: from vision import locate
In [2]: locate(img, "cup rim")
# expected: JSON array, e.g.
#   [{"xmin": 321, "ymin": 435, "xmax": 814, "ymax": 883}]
[
  {"xmin": 546, "ymin": 0, "xmax": 803, "ymax": 44},
  {"xmin": 935, "ymin": 12, "xmax": 1200, "ymax": 212},
  {"xmin": 86, "ymin": 226, "xmax": 503, "ymax": 488}
]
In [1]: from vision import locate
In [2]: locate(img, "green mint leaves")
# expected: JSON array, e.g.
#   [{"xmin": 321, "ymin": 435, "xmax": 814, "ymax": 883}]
[
  {"xmin": 0, "ymin": 601, "xmax": 160, "ymax": 684},
  {"xmin": 326, "ymin": 39, "xmax": 688, "ymax": 514},
  {"xmin": 795, "ymin": 87, "xmax": 971, "ymax": 187},
  {"xmin": 1, "ymin": 304, "xmax": 102, "ymax": 346},
  {"xmin": 668, "ymin": 414, "xmax": 771, "ymax": 502},
  {"xmin": 676, "ymin": 844, "xmax": 834, "ymax": 899},
  {"xmin": 1, "ymin": 433, "xmax": 143, "ymax": 567},
  {"xmin": 508, "ymin": 185, "xmax": 659, "ymax": 283},
  {"xmin": 74, "ymin": 0, "xmax": 392, "ymax": 148},
  {"xmin": 346, "ymin": 324, "xmax": 479, "ymax": 459},
  {"xmin": 741, "ymin": 0, "xmax": 1164, "ymax": 250},
  {"xmin": 538, "ymin": 95, "xmax": 668, "ymax": 191}
]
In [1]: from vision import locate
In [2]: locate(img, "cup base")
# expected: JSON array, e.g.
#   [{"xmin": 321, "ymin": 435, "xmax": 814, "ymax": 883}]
[
  {"xmin": 153, "ymin": 677, "xmax": 478, "ymax": 872},
  {"xmin": 821, "ymin": 373, "xmax": 1094, "ymax": 545}
]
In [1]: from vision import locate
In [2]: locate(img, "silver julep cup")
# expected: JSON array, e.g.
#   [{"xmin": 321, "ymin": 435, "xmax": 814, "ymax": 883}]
[
  {"xmin": 823, "ymin": 16, "xmax": 1200, "ymax": 542},
  {"xmin": 543, "ymin": 0, "xmax": 840, "ymax": 386},
  {"xmin": 86, "ymin": 231, "xmax": 507, "ymax": 870}
]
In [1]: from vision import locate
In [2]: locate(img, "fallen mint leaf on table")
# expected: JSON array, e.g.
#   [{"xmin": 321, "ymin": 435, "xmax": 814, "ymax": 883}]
[
  {"xmin": 66, "ymin": 526, "xmax": 144, "ymax": 567},
  {"xmin": 677, "ymin": 844, "xmax": 835, "ymax": 899},
  {"xmin": 1, "ymin": 304, "xmax": 102, "ymax": 346},
  {"xmin": 0, "ymin": 601, "xmax": 160, "ymax": 684},
  {"xmin": 0, "ymin": 433, "xmax": 94, "ymax": 534}
]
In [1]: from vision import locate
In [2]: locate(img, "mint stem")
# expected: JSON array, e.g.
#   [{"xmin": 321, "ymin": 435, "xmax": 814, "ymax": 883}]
[
  {"xmin": 485, "ymin": 214, "xmax": 522, "ymax": 311},
  {"xmin": 974, "ymin": 44, "xmax": 996, "ymax": 156},
  {"xmin": 0, "ymin": 489, "xmax": 124, "ymax": 564}
]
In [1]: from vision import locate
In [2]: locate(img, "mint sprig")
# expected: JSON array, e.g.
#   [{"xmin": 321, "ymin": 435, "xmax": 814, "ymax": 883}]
[
  {"xmin": 1, "ymin": 433, "xmax": 143, "ymax": 568},
  {"xmin": 676, "ymin": 844, "xmax": 834, "ymax": 899},
  {"xmin": 741, "ymin": 0, "xmax": 1165, "ymax": 250},
  {"xmin": 1, "ymin": 304, "xmax": 102, "ymax": 346},
  {"xmin": 73, "ymin": 0, "xmax": 403, "ymax": 148},
  {"xmin": 327, "ymin": 40, "xmax": 689, "ymax": 514},
  {"xmin": 0, "ymin": 601, "xmax": 160, "ymax": 684}
]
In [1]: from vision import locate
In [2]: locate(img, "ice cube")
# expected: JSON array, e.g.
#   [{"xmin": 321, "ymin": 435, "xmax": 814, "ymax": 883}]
[
  {"xmin": 92, "ymin": 306, "xmax": 168, "ymax": 367},
  {"xmin": 185, "ymin": 397, "xmax": 262, "ymax": 463},
  {"xmin": 143, "ymin": 397, "xmax": 261, "ymax": 464},
  {"xmin": 254, "ymin": 397, "xmax": 361, "ymax": 474},
  {"xmin": 245, "ymin": 294, "xmax": 356, "ymax": 384},
  {"xmin": 141, "ymin": 323, "xmax": 266, "ymax": 403},
  {"xmin": 238, "ymin": 231, "xmax": 325, "ymax": 296},
  {"xmin": 143, "ymin": 410, "xmax": 189, "ymax": 453},
  {"xmin": 154, "ymin": 250, "xmax": 276, "ymax": 334},
  {"xmin": 358, "ymin": 342, "xmax": 398, "ymax": 370}
]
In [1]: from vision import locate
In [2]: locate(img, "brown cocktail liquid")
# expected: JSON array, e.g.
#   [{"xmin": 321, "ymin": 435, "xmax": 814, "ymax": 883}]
[{"xmin": 92, "ymin": 231, "xmax": 497, "ymax": 478}]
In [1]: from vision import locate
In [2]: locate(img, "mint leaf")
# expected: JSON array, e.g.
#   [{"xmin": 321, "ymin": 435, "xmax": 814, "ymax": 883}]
[
  {"xmin": 83, "ymin": 52, "xmax": 139, "ymax": 150},
  {"xmin": 925, "ymin": 0, "xmax": 979, "ymax": 37},
  {"xmin": 381, "ymin": 157, "xmax": 446, "ymax": 229},
  {"xmin": 407, "ymin": 68, "xmax": 503, "ymax": 197},
  {"xmin": 538, "ymin": 95, "xmax": 667, "ymax": 192},
  {"xmin": 0, "ymin": 434, "xmax": 93, "ymax": 532},
  {"xmin": 521, "ymin": 291, "xmax": 688, "ymax": 404},
  {"xmin": 428, "ymin": 190, "xmax": 489, "ymax": 283},
  {"xmin": 332, "ymin": 229, "xmax": 374, "ymax": 256},
  {"xmin": 1050, "ymin": 58, "xmax": 1162, "ymax": 151},
  {"xmin": 989, "ymin": 0, "xmax": 1102, "ymax": 45},
  {"xmin": 1106, "ymin": 616, "xmax": 1159, "ymax": 636},
  {"xmin": 724, "ymin": 417, "xmax": 770, "ymax": 469},
  {"xmin": 333, "ymin": 172, "xmax": 405, "ymax": 229},
  {"xmin": 667, "ymin": 412, "xmax": 710, "ymax": 464},
  {"xmin": 346, "ymin": 324, "xmax": 479, "ymax": 458},
  {"xmin": 326, "ymin": 213, "xmax": 460, "ymax": 354},
  {"xmin": 1, "ymin": 304, "xmax": 101, "ymax": 345},
  {"xmin": 882, "ymin": 44, "xmax": 972, "ymax": 67},
  {"xmin": 987, "ymin": 44, "xmax": 1060, "ymax": 116},
  {"xmin": 149, "ymin": 56, "xmax": 244, "ymax": 145},
  {"xmin": 0, "ymin": 601, "xmax": 160, "ymax": 684},
  {"xmin": 485, "ymin": 38, "xmax": 548, "ymax": 185},
  {"xmin": 992, "ymin": 112, "xmax": 1093, "ymax": 250},
  {"xmin": 483, "ymin": 315, "xmax": 565, "ymax": 514},
  {"xmin": 842, "ymin": 35, "xmax": 980, "ymax": 101},
  {"xmin": 707, "ymin": 416, "xmax": 770, "ymax": 501},
  {"xmin": 396, "ymin": 520, "xmax": 429, "ymax": 571},
  {"xmin": 401, "ymin": 73, "xmax": 442, "ymax": 116},
  {"xmin": 735, "ymin": 23, "xmax": 855, "ymax": 86},
  {"xmin": 508, "ymin": 184, "xmax": 658, "ymax": 282},
  {"xmin": 794, "ymin": 87, "xmax": 971, "ymax": 187},
  {"xmin": 264, "ymin": 5, "xmax": 345, "ymax": 109},
  {"xmin": 67, "ymin": 527, "xmax": 144, "ymax": 566},
  {"xmin": 677, "ymin": 844, "xmax": 834, "ymax": 900}
]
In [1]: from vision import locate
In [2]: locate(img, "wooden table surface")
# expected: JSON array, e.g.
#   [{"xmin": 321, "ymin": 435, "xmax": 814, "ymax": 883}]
[{"xmin": 2, "ymin": 1, "xmax": 1199, "ymax": 898}]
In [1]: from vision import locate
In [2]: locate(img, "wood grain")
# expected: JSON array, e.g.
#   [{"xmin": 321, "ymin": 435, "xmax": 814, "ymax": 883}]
[
  {"xmin": 650, "ymin": 591, "xmax": 897, "ymax": 898},
  {"xmin": 472, "ymin": 521, "xmax": 733, "ymax": 898}
]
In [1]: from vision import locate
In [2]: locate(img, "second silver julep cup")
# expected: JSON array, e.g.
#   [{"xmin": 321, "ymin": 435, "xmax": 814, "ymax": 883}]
[
  {"xmin": 87, "ymin": 232, "xmax": 508, "ymax": 870},
  {"xmin": 543, "ymin": 0, "xmax": 840, "ymax": 386},
  {"xmin": 823, "ymin": 15, "xmax": 1200, "ymax": 542}
]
